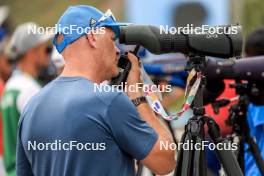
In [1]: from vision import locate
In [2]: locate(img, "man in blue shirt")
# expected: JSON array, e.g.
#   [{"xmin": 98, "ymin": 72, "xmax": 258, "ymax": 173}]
[
  {"xmin": 244, "ymin": 27, "xmax": 264, "ymax": 176},
  {"xmin": 16, "ymin": 5, "xmax": 176, "ymax": 176}
]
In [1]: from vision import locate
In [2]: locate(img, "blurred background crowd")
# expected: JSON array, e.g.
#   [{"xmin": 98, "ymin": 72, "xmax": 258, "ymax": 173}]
[{"xmin": 0, "ymin": 0, "xmax": 264, "ymax": 176}]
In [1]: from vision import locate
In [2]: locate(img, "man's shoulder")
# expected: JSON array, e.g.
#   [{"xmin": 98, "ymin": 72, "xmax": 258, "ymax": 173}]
[{"xmin": 22, "ymin": 80, "xmax": 132, "ymax": 114}]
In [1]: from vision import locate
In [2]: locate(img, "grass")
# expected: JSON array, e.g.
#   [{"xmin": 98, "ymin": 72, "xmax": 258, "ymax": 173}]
[{"xmin": 0, "ymin": 0, "xmax": 124, "ymax": 30}]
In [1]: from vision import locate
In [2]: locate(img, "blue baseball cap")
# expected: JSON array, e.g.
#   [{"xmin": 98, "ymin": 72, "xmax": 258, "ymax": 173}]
[{"xmin": 53, "ymin": 5, "xmax": 126, "ymax": 53}]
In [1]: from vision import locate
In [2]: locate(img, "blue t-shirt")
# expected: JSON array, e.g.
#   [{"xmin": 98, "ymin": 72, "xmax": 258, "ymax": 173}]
[
  {"xmin": 16, "ymin": 76, "xmax": 158, "ymax": 176},
  {"xmin": 245, "ymin": 103, "xmax": 264, "ymax": 176}
]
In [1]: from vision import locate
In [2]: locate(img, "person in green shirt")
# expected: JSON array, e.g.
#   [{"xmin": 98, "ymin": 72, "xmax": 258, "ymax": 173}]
[{"xmin": 1, "ymin": 22, "xmax": 52, "ymax": 176}]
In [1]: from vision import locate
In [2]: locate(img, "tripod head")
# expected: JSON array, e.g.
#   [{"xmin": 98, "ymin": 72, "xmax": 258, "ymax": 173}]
[
  {"xmin": 185, "ymin": 55, "xmax": 206, "ymax": 73},
  {"xmin": 210, "ymin": 80, "xmax": 262, "ymax": 117}
]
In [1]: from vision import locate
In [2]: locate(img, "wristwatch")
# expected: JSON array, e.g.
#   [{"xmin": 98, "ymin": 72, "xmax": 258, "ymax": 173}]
[{"xmin": 131, "ymin": 96, "xmax": 147, "ymax": 106}]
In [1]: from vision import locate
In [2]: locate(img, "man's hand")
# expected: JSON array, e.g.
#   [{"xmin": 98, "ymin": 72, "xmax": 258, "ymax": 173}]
[{"xmin": 126, "ymin": 52, "xmax": 143, "ymax": 99}]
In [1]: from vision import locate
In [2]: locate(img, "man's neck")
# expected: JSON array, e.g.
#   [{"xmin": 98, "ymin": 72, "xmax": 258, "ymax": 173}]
[
  {"xmin": 61, "ymin": 64, "xmax": 106, "ymax": 84},
  {"xmin": 17, "ymin": 61, "xmax": 38, "ymax": 78},
  {"xmin": 60, "ymin": 49, "xmax": 108, "ymax": 84}
]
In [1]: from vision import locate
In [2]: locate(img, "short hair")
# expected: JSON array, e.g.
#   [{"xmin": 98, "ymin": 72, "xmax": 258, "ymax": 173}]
[{"xmin": 245, "ymin": 27, "xmax": 264, "ymax": 56}]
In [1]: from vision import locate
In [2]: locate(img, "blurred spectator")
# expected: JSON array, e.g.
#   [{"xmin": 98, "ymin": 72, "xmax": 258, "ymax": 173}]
[
  {"xmin": 0, "ymin": 37, "xmax": 12, "ymax": 176},
  {"xmin": 1, "ymin": 22, "xmax": 52, "ymax": 176},
  {"xmin": 0, "ymin": 6, "xmax": 10, "ymax": 40},
  {"xmin": 244, "ymin": 27, "xmax": 264, "ymax": 176},
  {"xmin": 0, "ymin": 38, "xmax": 12, "ymax": 84},
  {"xmin": 0, "ymin": 5, "xmax": 11, "ymax": 176},
  {"xmin": 37, "ymin": 45, "xmax": 57, "ymax": 85},
  {"xmin": 51, "ymin": 46, "xmax": 64, "ymax": 75}
]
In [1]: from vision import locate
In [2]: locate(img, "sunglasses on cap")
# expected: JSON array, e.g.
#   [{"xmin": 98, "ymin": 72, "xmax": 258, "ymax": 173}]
[
  {"xmin": 91, "ymin": 9, "xmax": 119, "ymax": 40},
  {"xmin": 97, "ymin": 9, "xmax": 116, "ymax": 23}
]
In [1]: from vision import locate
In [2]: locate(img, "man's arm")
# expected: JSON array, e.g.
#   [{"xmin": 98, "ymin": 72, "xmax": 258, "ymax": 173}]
[
  {"xmin": 126, "ymin": 53, "xmax": 176, "ymax": 175},
  {"xmin": 135, "ymin": 102, "xmax": 176, "ymax": 174}
]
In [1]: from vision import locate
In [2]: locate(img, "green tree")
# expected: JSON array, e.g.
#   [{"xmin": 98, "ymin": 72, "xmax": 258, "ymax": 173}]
[{"xmin": 243, "ymin": 0, "xmax": 264, "ymax": 36}]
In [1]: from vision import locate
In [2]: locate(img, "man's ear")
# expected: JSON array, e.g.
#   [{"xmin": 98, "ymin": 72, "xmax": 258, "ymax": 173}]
[{"xmin": 86, "ymin": 31, "xmax": 97, "ymax": 48}]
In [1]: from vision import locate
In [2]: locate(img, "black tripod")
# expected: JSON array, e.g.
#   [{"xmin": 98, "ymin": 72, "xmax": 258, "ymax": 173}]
[
  {"xmin": 224, "ymin": 82, "xmax": 264, "ymax": 175},
  {"xmin": 175, "ymin": 55, "xmax": 243, "ymax": 176}
]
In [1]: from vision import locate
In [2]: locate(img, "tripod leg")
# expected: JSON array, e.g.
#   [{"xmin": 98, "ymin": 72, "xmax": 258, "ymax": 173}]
[
  {"xmin": 245, "ymin": 131, "xmax": 264, "ymax": 175},
  {"xmin": 175, "ymin": 117, "xmax": 208, "ymax": 176},
  {"xmin": 207, "ymin": 118, "xmax": 243, "ymax": 176},
  {"xmin": 175, "ymin": 130, "xmax": 185, "ymax": 176},
  {"xmin": 215, "ymin": 139, "xmax": 243, "ymax": 176},
  {"xmin": 192, "ymin": 126, "xmax": 207, "ymax": 176},
  {"xmin": 181, "ymin": 133, "xmax": 193, "ymax": 176},
  {"xmin": 237, "ymin": 137, "xmax": 245, "ymax": 172},
  {"xmin": 175, "ymin": 131, "xmax": 192, "ymax": 176}
]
